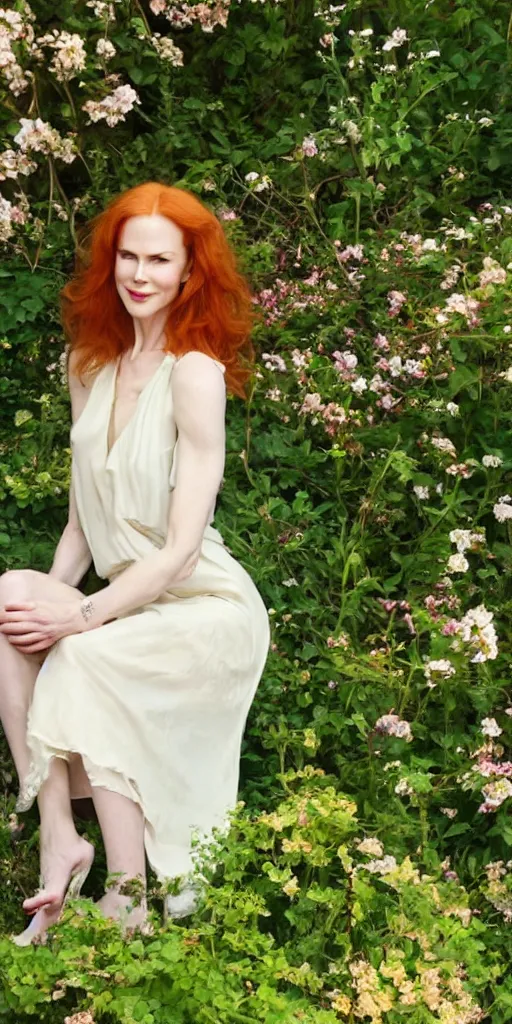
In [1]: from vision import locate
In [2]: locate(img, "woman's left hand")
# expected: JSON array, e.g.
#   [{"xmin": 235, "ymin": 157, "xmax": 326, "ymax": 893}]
[{"xmin": 0, "ymin": 599, "xmax": 84, "ymax": 654}]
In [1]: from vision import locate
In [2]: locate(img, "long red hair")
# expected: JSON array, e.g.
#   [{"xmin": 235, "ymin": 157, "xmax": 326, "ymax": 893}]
[{"xmin": 62, "ymin": 182, "xmax": 255, "ymax": 398}]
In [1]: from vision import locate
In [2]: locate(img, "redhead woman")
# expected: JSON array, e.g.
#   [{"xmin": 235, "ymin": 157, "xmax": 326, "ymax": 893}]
[{"xmin": 0, "ymin": 182, "xmax": 270, "ymax": 944}]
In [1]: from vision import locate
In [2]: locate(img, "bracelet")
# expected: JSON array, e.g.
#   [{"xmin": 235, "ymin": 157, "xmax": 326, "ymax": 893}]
[{"xmin": 80, "ymin": 597, "xmax": 94, "ymax": 625}]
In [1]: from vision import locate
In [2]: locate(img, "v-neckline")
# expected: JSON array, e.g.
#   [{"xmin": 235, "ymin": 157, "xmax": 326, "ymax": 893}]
[{"xmin": 106, "ymin": 353, "xmax": 172, "ymax": 461}]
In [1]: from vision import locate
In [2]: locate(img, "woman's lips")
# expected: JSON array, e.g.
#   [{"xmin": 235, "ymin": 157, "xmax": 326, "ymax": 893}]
[{"xmin": 126, "ymin": 288, "xmax": 153, "ymax": 302}]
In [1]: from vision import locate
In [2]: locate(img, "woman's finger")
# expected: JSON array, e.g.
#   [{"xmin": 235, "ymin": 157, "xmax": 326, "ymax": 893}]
[
  {"xmin": 0, "ymin": 621, "xmax": 42, "ymax": 636},
  {"xmin": 2, "ymin": 602, "xmax": 36, "ymax": 612},
  {"xmin": 15, "ymin": 638, "xmax": 54, "ymax": 654},
  {"xmin": 7, "ymin": 632, "xmax": 46, "ymax": 648},
  {"xmin": 0, "ymin": 611, "xmax": 42, "ymax": 624}
]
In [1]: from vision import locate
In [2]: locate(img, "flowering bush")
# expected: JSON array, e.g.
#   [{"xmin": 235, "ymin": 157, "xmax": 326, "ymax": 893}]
[{"xmin": 2, "ymin": 0, "xmax": 512, "ymax": 1019}]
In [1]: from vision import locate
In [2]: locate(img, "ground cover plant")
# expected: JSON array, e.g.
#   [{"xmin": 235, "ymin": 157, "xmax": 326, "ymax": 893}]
[{"xmin": 1, "ymin": 0, "xmax": 512, "ymax": 1020}]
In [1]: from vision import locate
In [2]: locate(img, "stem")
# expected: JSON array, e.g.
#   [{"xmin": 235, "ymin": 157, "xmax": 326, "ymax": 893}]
[
  {"xmin": 132, "ymin": 0, "xmax": 152, "ymax": 33},
  {"xmin": 354, "ymin": 191, "xmax": 361, "ymax": 244},
  {"xmin": 62, "ymin": 81, "xmax": 78, "ymax": 125},
  {"xmin": 414, "ymin": 477, "xmax": 461, "ymax": 549}
]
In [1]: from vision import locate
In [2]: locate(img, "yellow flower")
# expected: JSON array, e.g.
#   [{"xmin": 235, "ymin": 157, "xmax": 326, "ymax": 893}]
[
  {"xmin": 332, "ymin": 993, "xmax": 352, "ymax": 1015},
  {"xmin": 282, "ymin": 875, "xmax": 300, "ymax": 898}
]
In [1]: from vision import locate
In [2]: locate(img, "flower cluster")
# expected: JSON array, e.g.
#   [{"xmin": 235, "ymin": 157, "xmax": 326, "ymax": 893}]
[
  {"xmin": 244, "ymin": 170, "xmax": 272, "ymax": 192},
  {"xmin": 35, "ymin": 30, "xmax": 87, "ymax": 81},
  {"xmin": 349, "ymin": 959, "xmax": 394, "ymax": 1021},
  {"xmin": 478, "ymin": 256, "xmax": 506, "ymax": 288},
  {"xmin": 150, "ymin": 0, "xmax": 231, "ymax": 33},
  {"xmin": 11, "ymin": 119, "xmax": 76, "ymax": 173},
  {"xmin": 82, "ymin": 84, "xmax": 140, "ymax": 126},
  {"xmin": 458, "ymin": 605, "xmax": 499, "ymax": 663},
  {"xmin": 0, "ymin": 5, "xmax": 33, "ymax": 96},
  {"xmin": 494, "ymin": 493, "xmax": 512, "ymax": 523},
  {"xmin": 374, "ymin": 714, "xmax": 413, "ymax": 743},
  {"xmin": 479, "ymin": 778, "xmax": 512, "ymax": 814},
  {"xmin": 150, "ymin": 34, "xmax": 184, "ymax": 65},
  {"xmin": 0, "ymin": 149, "xmax": 36, "ymax": 181},
  {"xmin": 483, "ymin": 861, "xmax": 512, "ymax": 921},
  {"xmin": 423, "ymin": 659, "xmax": 456, "ymax": 689},
  {"xmin": 0, "ymin": 195, "xmax": 26, "ymax": 242}
]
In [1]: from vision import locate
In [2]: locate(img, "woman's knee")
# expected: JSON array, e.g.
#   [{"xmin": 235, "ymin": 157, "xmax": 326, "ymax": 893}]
[{"xmin": 0, "ymin": 569, "xmax": 39, "ymax": 604}]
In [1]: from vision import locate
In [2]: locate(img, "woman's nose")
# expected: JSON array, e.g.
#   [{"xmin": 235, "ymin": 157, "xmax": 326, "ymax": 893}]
[{"xmin": 134, "ymin": 260, "xmax": 148, "ymax": 282}]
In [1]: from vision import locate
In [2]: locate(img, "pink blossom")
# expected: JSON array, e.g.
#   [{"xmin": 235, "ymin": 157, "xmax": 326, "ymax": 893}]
[
  {"xmin": 82, "ymin": 84, "xmax": 140, "ymax": 127},
  {"xmin": 479, "ymin": 778, "xmax": 512, "ymax": 813},
  {"xmin": 374, "ymin": 714, "xmax": 413, "ymax": 743},
  {"xmin": 301, "ymin": 135, "xmax": 318, "ymax": 157},
  {"xmin": 300, "ymin": 393, "xmax": 324, "ymax": 415},
  {"xmin": 333, "ymin": 350, "xmax": 358, "ymax": 374},
  {"xmin": 338, "ymin": 244, "xmax": 364, "ymax": 263},
  {"xmin": 442, "ymin": 619, "xmax": 461, "ymax": 636},
  {"xmin": 387, "ymin": 290, "xmax": 407, "ymax": 317},
  {"xmin": 262, "ymin": 353, "xmax": 287, "ymax": 373}
]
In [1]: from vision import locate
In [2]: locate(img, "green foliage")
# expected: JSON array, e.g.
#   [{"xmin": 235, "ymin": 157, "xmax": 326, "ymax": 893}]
[{"xmin": 2, "ymin": 0, "xmax": 512, "ymax": 1020}]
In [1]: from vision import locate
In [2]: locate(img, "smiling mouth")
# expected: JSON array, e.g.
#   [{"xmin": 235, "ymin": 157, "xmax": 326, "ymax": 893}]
[{"xmin": 126, "ymin": 288, "xmax": 154, "ymax": 300}]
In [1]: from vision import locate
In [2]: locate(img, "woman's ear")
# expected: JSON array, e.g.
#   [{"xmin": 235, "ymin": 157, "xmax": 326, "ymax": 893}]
[{"xmin": 181, "ymin": 257, "xmax": 193, "ymax": 284}]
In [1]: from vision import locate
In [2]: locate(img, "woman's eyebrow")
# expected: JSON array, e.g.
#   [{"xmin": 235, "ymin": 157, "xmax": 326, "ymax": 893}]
[{"xmin": 117, "ymin": 248, "xmax": 176, "ymax": 256}]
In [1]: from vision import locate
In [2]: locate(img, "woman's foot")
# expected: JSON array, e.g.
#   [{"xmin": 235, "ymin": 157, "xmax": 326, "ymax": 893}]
[
  {"xmin": 13, "ymin": 833, "xmax": 94, "ymax": 946},
  {"xmin": 97, "ymin": 889, "xmax": 151, "ymax": 936}
]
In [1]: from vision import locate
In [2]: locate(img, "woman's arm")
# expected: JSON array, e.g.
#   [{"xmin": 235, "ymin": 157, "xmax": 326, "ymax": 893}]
[
  {"xmin": 0, "ymin": 352, "xmax": 226, "ymax": 650},
  {"xmin": 78, "ymin": 351, "xmax": 226, "ymax": 629},
  {"xmin": 49, "ymin": 482, "xmax": 92, "ymax": 588},
  {"xmin": 49, "ymin": 351, "xmax": 93, "ymax": 587}
]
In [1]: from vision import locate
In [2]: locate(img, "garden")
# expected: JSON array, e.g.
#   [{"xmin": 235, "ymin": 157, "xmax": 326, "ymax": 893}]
[{"xmin": 1, "ymin": 0, "xmax": 512, "ymax": 1020}]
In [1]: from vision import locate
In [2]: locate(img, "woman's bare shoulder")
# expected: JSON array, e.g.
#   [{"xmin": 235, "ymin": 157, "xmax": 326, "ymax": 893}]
[
  {"xmin": 67, "ymin": 348, "xmax": 100, "ymax": 392},
  {"xmin": 67, "ymin": 349, "xmax": 101, "ymax": 421}
]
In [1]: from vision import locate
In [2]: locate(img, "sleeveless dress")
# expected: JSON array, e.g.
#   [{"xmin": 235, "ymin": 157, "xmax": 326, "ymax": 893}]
[{"xmin": 18, "ymin": 352, "xmax": 270, "ymax": 881}]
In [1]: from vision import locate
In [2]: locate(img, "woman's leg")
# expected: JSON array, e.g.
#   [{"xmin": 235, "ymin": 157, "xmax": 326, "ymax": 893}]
[
  {"xmin": 0, "ymin": 570, "xmax": 94, "ymax": 943},
  {"xmin": 0, "ymin": 569, "xmax": 90, "ymax": 793},
  {"xmin": 15, "ymin": 758, "xmax": 95, "ymax": 945},
  {"xmin": 92, "ymin": 788, "xmax": 148, "ymax": 931}
]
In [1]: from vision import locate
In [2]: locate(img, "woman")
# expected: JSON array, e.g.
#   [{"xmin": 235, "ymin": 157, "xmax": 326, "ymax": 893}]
[{"xmin": 0, "ymin": 182, "xmax": 270, "ymax": 944}]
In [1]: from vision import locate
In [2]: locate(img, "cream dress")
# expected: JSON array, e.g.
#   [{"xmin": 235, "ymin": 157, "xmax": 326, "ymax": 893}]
[{"xmin": 18, "ymin": 352, "xmax": 270, "ymax": 881}]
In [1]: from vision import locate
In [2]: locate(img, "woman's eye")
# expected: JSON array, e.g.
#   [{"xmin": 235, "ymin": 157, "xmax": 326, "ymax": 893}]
[
  {"xmin": 154, "ymin": 257, "xmax": 169, "ymax": 263},
  {"xmin": 120, "ymin": 252, "xmax": 135, "ymax": 259}
]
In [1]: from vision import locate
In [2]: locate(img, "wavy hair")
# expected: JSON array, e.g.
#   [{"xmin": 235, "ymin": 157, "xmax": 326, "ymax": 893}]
[{"xmin": 62, "ymin": 182, "xmax": 255, "ymax": 398}]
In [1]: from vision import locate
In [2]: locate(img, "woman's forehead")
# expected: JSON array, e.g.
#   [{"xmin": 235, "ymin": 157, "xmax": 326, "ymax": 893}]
[{"xmin": 118, "ymin": 214, "xmax": 185, "ymax": 252}]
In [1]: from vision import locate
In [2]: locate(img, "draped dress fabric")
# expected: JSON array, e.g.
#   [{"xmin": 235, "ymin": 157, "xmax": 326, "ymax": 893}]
[{"xmin": 17, "ymin": 352, "xmax": 270, "ymax": 881}]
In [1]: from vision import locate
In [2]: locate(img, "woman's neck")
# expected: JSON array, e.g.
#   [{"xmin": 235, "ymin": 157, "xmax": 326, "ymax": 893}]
[{"xmin": 129, "ymin": 309, "xmax": 170, "ymax": 358}]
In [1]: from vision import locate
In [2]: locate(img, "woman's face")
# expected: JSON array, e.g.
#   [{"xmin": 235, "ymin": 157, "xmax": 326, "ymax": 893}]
[{"xmin": 115, "ymin": 214, "xmax": 190, "ymax": 319}]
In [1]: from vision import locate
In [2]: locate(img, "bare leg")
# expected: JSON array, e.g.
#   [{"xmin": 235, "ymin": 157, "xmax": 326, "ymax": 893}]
[
  {"xmin": 93, "ymin": 788, "xmax": 148, "ymax": 933},
  {"xmin": 14, "ymin": 757, "xmax": 94, "ymax": 945},
  {"xmin": 0, "ymin": 571, "xmax": 94, "ymax": 944},
  {"xmin": 0, "ymin": 570, "xmax": 92, "ymax": 796}
]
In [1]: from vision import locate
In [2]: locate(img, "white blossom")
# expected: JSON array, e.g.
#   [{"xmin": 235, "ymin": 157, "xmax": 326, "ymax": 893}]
[
  {"xmin": 481, "ymin": 717, "xmax": 502, "ymax": 738},
  {"xmin": 424, "ymin": 659, "xmax": 456, "ymax": 688},
  {"xmin": 82, "ymin": 84, "xmax": 139, "ymax": 127},
  {"xmin": 382, "ymin": 27, "xmax": 408, "ymax": 51},
  {"xmin": 150, "ymin": 34, "xmax": 184, "ymax": 65},
  {"xmin": 413, "ymin": 485, "xmax": 429, "ymax": 500},
  {"xmin": 479, "ymin": 256, "xmax": 506, "ymax": 288},
  {"xmin": 447, "ymin": 553, "xmax": 469, "ymax": 574},
  {"xmin": 356, "ymin": 838, "xmax": 384, "ymax": 857},
  {"xmin": 494, "ymin": 501, "xmax": 512, "ymax": 523},
  {"xmin": 96, "ymin": 38, "xmax": 116, "ymax": 60},
  {"xmin": 351, "ymin": 376, "xmax": 368, "ymax": 395},
  {"xmin": 482, "ymin": 454, "xmax": 502, "ymax": 468}
]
